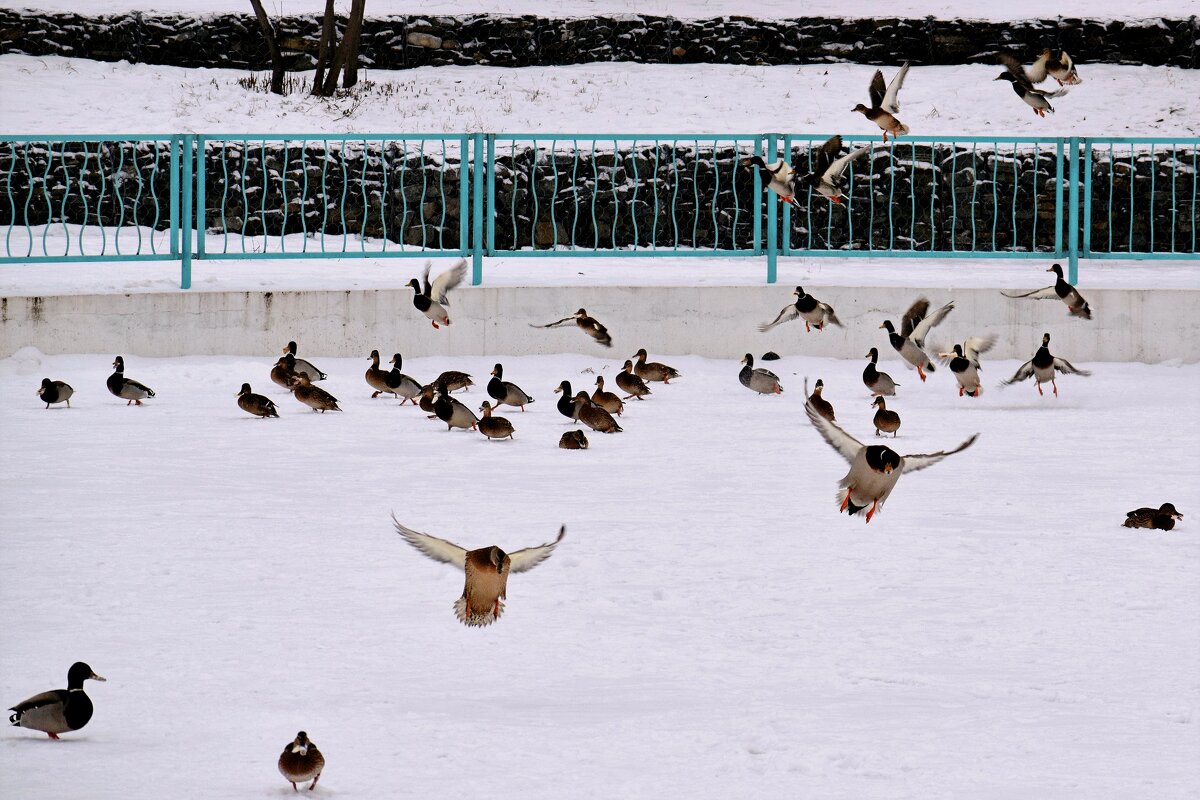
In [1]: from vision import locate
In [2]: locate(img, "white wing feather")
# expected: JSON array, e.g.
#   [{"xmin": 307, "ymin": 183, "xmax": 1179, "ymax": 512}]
[
  {"xmin": 1052, "ymin": 357, "xmax": 1091, "ymax": 376},
  {"xmin": 429, "ymin": 259, "xmax": 468, "ymax": 304},
  {"xmin": 823, "ymin": 145, "xmax": 873, "ymax": 182},
  {"xmin": 759, "ymin": 305, "xmax": 800, "ymax": 333},
  {"xmin": 1001, "ymin": 285, "xmax": 1059, "ymax": 300},
  {"xmin": 805, "ymin": 401, "xmax": 864, "ymax": 465},
  {"xmin": 507, "ymin": 526, "xmax": 567, "ymax": 573},
  {"xmin": 392, "ymin": 515, "xmax": 467, "ymax": 570},
  {"xmin": 910, "ymin": 301, "xmax": 954, "ymax": 347},
  {"xmin": 901, "ymin": 434, "xmax": 979, "ymax": 474},
  {"xmin": 1002, "ymin": 358, "xmax": 1036, "ymax": 385},
  {"xmin": 881, "ymin": 62, "xmax": 910, "ymax": 114}
]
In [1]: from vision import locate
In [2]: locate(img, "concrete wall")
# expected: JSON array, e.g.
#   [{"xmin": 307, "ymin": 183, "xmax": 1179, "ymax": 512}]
[{"xmin": 2, "ymin": 285, "xmax": 1196, "ymax": 364}]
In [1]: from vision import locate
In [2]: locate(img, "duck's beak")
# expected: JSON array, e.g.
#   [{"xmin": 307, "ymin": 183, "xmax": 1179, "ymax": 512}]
[
  {"xmin": 1045, "ymin": 266, "xmax": 1054, "ymax": 272},
  {"xmin": 878, "ymin": 323, "xmax": 886, "ymax": 329},
  {"xmin": 883, "ymin": 464, "xmax": 894, "ymax": 474},
  {"xmin": 90, "ymin": 671, "xmax": 107, "ymax": 682},
  {"xmin": 553, "ymin": 385, "xmax": 562, "ymax": 394}
]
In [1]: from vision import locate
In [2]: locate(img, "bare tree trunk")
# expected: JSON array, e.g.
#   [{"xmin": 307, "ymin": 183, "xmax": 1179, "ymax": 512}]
[
  {"xmin": 341, "ymin": 0, "xmax": 367, "ymax": 89},
  {"xmin": 248, "ymin": 0, "xmax": 286, "ymax": 95},
  {"xmin": 311, "ymin": 0, "xmax": 337, "ymax": 96}
]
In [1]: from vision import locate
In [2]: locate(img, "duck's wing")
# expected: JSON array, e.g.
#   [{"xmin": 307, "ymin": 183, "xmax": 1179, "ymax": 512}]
[
  {"xmin": 881, "ymin": 62, "xmax": 910, "ymax": 114},
  {"xmin": 910, "ymin": 301, "xmax": 955, "ymax": 348},
  {"xmin": 508, "ymin": 526, "xmax": 567, "ymax": 573},
  {"xmin": 822, "ymin": 145, "xmax": 872, "ymax": 182},
  {"xmin": 1027, "ymin": 50, "xmax": 1050, "ymax": 84},
  {"xmin": 808, "ymin": 135, "xmax": 843, "ymax": 178},
  {"xmin": 430, "ymin": 259, "xmax": 467, "ymax": 304},
  {"xmin": 820, "ymin": 303, "xmax": 844, "ymax": 327},
  {"xmin": 964, "ymin": 335, "xmax": 997, "ymax": 365},
  {"xmin": 392, "ymin": 515, "xmax": 467, "ymax": 570},
  {"xmin": 420, "ymin": 261, "xmax": 433, "ymax": 296},
  {"xmin": 901, "ymin": 434, "xmax": 979, "ymax": 474},
  {"xmin": 1001, "ymin": 285, "xmax": 1058, "ymax": 300},
  {"xmin": 868, "ymin": 69, "xmax": 887, "ymax": 109},
  {"xmin": 900, "ymin": 297, "xmax": 930, "ymax": 338},
  {"xmin": 805, "ymin": 400, "xmax": 864, "ymax": 465},
  {"xmin": 758, "ymin": 304, "xmax": 799, "ymax": 333},
  {"xmin": 9, "ymin": 689, "xmax": 66, "ymax": 714},
  {"xmin": 530, "ymin": 316, "xmax": 576, "ymax": 329},
  {"xmin": 1002, "ymin": 358, "xmax": 1035, "ymax": 385},
  {"xmin": 1052, "ymin": 357, "xmax": 1091, "ymax": 376},
  {"xmin": 997, "ymin": 52, "xmax": 1033, "ymax": 89}
]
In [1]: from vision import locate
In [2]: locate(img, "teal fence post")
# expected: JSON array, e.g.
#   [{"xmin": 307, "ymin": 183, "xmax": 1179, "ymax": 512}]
[
  {"xmin": 181, "ymin": 134, "xmax": 194, "ymax": 289},
  {"xmin": 471, "ymin": 133, "xmax": 484, "ymax": 285},
  {"xmin": 195, "ymin": 136, "xmax": 206, "ymax": 259},
  {"xmin": 765, "ymin": 133, "xmax": 778, "ymax": 284},
  {"xmin": 169, "ymin": 137, "xmax": 180, "ymax": 258},
  {"xmin": 1067, "ymin": 136, "xmax": 1080, "ymax": 284}
]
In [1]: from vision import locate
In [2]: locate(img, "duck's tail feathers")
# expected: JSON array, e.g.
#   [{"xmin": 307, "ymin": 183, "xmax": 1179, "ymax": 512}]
[{"xmin": 454, "ymin": 597, "xmax": 503, "ymax": 627}]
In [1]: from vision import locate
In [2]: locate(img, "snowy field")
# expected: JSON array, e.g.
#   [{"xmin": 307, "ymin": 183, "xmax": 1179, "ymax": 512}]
[{"xmin": 1, "ymin": 349, "xmax": 1198, "ymax": 798}]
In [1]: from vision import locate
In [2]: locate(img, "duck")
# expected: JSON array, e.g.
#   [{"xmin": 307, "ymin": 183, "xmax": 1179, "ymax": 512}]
[
  {"xmin": 805, "ymin": 401, "xmax": 978, "ymax": 523},
  {"xmin": 559, "ymin": 430, "xmax": 590, "ymax": 450},
  {"xmin": 1001, "ymin": 264, "xmax": 1092, "ymax": 320},
  {"xmin": 487, "ymin": 364, "xmax": 535, "ymax": 411},
  {"xmin": 418, "ymin": 384, "xmax": 438, "ymax": 415},
  {"xmin": 281, "ymin": 341, "xmax": 326, "ymax": 382},
  {"xmin": 939, "ymin": 336, "xmax": 997, "ymax": 397},
  {"xmin": 292, "ymin": 373, "xmax": 341, "ymax": 412},
  {"xmin": 270, "ymin": 354, "xmax": 300, "ymax": 391},
  {"xmin": 477, "ymin": 402, "xmax": 515, "ymax": 440},
  {"xmin": 880, "ymin": 297, "xmax": 955, "ymax": 382},
  {"xmin": 431, "ymin": 370, "xmax": 473, "ymax": 393},
  {"xmin": 572, "ymin": 392, "xmax": 623, "ymax": 433},
  {"xmin": 237, "ymin": 383, "xmax": 279, "ymax": 418},
  {"xmin": 739, "ymin": 353, "xmax": 783, "ymax": 395},
  {"xmin": 553, "ymin": 380, "xmax": 577, "ymax": 419},
  {"xmin": 616, "ymin": 360, "xmax": 653, "ymax": 400},
  {"xmin": 386, "ymin": 353, "xmax": 423, "ymax": 405},
  {"xmin": 278, "ymin": 731, "xmax": 324, "ymax": 792},
  {"xmin": 995, "ymin": 54, "xmax": 1069, "ymax": 117},
  {"xmin": 591, "ymin": 375, "xmax": 625, "ymax": 416},
  {"xmin": 8, "ymin": 661, "xmax": 106, "ymax": 739},
  {"xmin": 37, "ymin": 378, "xmax": 74, "ymax": 409},
  {"xmin": 407, "ymin": 259, "xmax": 467, "ymax": 328},
  {"xmin": 871, "ymin": 396, "xmax": 901, "ymax": 437},
  {"xmin": 365, "ymin": 349, "xmax": 399, "ymax": 398},
  {"xmin": 1002, "ymin": 333, "xmax": 1091, "ymax": 397},
  {"xmin": 393, "ymin": 516, "xmax": 565, "ymax": 627},
  {"xmin": 632, "ymin": 349, "xmax": 681, "ymax": 383},
  {"xmin": 863, "ymin": 348, "xmax": 899, "ymax": 396},
  {"xmin": 1042, "ymin": 49, "xmax": 1082, "ymax": 86},
  {"xmin": 806, "ymin": 378, "xmax": 835, "ymax": 422},
  {"xmin": 793, "ymin": 136, "xmax": 874, "ymax": 205},
  {"xmin": 1124, "ymin": 503, "xmax": 1183, "ymax": 530},
  {"xmin": 107, "ymin": 356, "xmax": 155, "ymax": 406},
  {"xmin": 852, "ymin": 63, "xmax": 911, "ymax": 141},
  {"xmin": 760, "ymin": 286, "xmax": 843, "ymax": 332},
  {"xmin": 739, "ymin": 156, "xmax": 802, "ymax": 208},
  {"xmin": 433, "ymin": 380, "xmax": 479, "ymax": 431},
  {"xmin": 531, "ymin": 309, "xmax": 613, "ymax": 348}
]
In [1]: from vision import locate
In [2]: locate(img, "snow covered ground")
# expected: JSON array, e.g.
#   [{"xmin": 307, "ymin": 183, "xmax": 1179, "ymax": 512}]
[{"xmin": 1, "ymin": 349, "xmax": 1198, "ymax": 798}]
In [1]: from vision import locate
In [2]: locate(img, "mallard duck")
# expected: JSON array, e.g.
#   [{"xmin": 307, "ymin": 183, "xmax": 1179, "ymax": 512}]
[
  {"xmin": 1042, "ymin": 49, "xmax": 1082, "ymax": 86},
  {"xmin": 871, "ymin": 396, "xmax": 901, "ymax": 437},
  {"xmin": 852, "ymin": 63, "xmax": 911, "ymax": 141},
  {"xmin": 616, "ymin": 360, "xmax": 652, "ymax": 400},
  {"xmin": 793, "ymin": 136, "xmax": 874, "ymax": 205},
  {"xmin": 107, "ymin": 356, "xmax": 155, "ymax": 405},
  {"xmin": 739, "ymin": 156, "xmax": 801, "ymax": 208},
  {"xmin": 558, "ymin": 430, "xmax": 589, "ymax": 450},
  {"xmin": 393, "ymin": 516, "xmax": 565, "ymax": 627},
  {"xmin": 632, "ymin": 348, "xmax": 681, "ymax": 383},
  {"xmin": 572, "ymin": 392, "xmax": 623, "ymax": 433},
  {"xmin": 8, "ymin": 661, "xmax": 105, "ymax": 739},
  {"xmin": 271, "ymin": 354, "xmax": 300, "ymax": 391},
  {"xmin": 365, "ymin": 349, "xmax": 398, "ymax": 398},
  {"xmin": 739, "ymin": 353, "xmax": 783, "ymax": 395},
  {"xmin": 478, "ymin": 401, "xmax": 515, "ymax": 440},
  {"xmin": 1002, "ymin": 333, "xmax": 1091, "ymax": 397},
  {"xmin": 37, "ymin": 378, "xmax": 74, "ymax": 409},
  {"xmin": 487, "ymin": 364, "xmax": 534, "ymax": 411},
  {"xmin": 278, "ymin": 731, "xmax": 324, "ymax": 792},
  {"xmin": 939, "ymin": 336, "xmax": 996, "ymax": 397},
  {"xmin": 430, "ymin": 370, "xmax": 473, "ymax": 394},
  {"xmin": 237, "ymin": 383, "xmax": 279, "ymax": 418},
  {"xmin": 863, "ymin": 348, "xmax": 898, "ymax": 396},
  {"xmin": 531, "ymin": 309, "xmax": 613, "ymax": 348},
  {"xmin": 1001, "ymin": 264, "xmax": 1092, "ymax": 320},
  {"xmin": 591, "ymin": 375, "xmax": 625, "ymax": 416},
  {"xmin": 806, "ymin": 378, "xmax": 835, "ymax": 421},
  {"xmin": 805, "ymin": 401, "xmax": 977, "ymax": 523},
  {"xmin": 880, "ymin": 298, "xmax": 954, "ymax": 382},
  {"xmin": 408, "ymin": 259, "xmax": 467, "ymax": 328},
  {"xmin": 292, "ymin": 373, "xmax": 341, "ymax": 412},
  {"xmin": 281, "ymin": 341, "xmax": 326, "ymax": 382},
  {"xmin": 433, "ymin": 380, "xmax": 478, "ymax": 431},
  {"xmin": 995, "ymin": 54, "xmax": 1069, "ymax": 117},
  {"xmin": 1124, "ymin": 503, "xmax": 1183, "ymax": 530},
  {"xmin": 760, "ymin": 286, "xmax": 843, "ymax": 332},
  {"xmin": 418, "ymin": 385, "xmax": 438, "ymax": 415},
  {"xmin": 553, "ymin": 380, "xmax": 577, "ymax": 419},
  {"xmin": 386, "ymin": 353, "xmax": 423, "ymax": 405}
]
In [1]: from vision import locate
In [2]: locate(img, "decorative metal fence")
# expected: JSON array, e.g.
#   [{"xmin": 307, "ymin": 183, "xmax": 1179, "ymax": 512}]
[{"xmin": 1, "ymin": 134, "xmax": 1196, "ymax": 288}]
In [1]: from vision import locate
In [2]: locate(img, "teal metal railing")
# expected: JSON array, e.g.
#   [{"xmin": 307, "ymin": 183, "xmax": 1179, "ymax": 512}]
[{"xmin": 1, "ymin": 134, "xmax": 1196, "ymax": 287}]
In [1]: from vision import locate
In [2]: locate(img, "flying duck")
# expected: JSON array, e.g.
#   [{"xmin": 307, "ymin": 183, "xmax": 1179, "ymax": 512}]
[
  {"xmin": 281, "ymin": 341, "xmax": 326, "ymax": 382},
  {"xmin": 386, "ymin": 353, "xmax": 423, "ymax": 405},
  {"xmin": 478, "ymin": 401, "xmax": 516, "ymax": 440},
  {"xmin": 553, "ymin": 380, "xmax": 577, "ymax": 419},
  {"xmin": 806, "ymin": 378, "xmax": 835, "ymax": 422},
  {"xmin": 632, "ymin": 349, "xmax": 681, "ymax": 383},
  {"xmin": 407, "ymin": 259, "xmax": 467, "ymax": 328},
  {"xmin": 871, "ymin": 396, "xmax": 901, "ymax": 437},
  {"xmin": 559, "ymin": 430, "xmax": 589, "ymax": 450},
  {"xmin": 237, "ymin": 383, "xmax": 279, "ymax": 418},
  {"xmin": 939, "ymin": 336, "xmax": 997, "ymax": 397},
  {"xmin": 739, "ymin": 353, "xmax": 783, "ymax": 395},
  {"xmin": 8, "ymin": 661, "xmax": 106, "ymax": 739},
  {"xmin": 572, "ymin": 392, "xmax": 623, "ymax": 433},
  {"xmin": 1001, "ymin": 264, "xmax": 1092, "ymax": 320},
  {"xmin": 793, "ymin": 136, "xmax": 874, "ymax": 204},
  {"xmin": 852, "ymin": 63, "xmax": 911, "ymax": 141},
  {"xmin": 1041, "ymin": 49, "xmax": 1082, "ymax": 85},
  {"xmin": 805, "ymin": 401, "xmax": 977, "ymax": 523},
  {"xmin": 591, "ymin": 376, "xmax": 625, "ymax": 416},
  {"xmin": 271, "ymin": 354, "xmax": 300, "ymax": 391},
  {"xmin": 863, "ymin": 348, "xmax": 899, "ymax": 396},
  {"xmin": 760, "ymin": 286, "xmax": 843, "ymax": 332},
  {"xmin": 740, "ymin": 156, "xmax": 802, "ymax": 208},
  {"xmin": 1124, "ymin": 503, "xmax": 1183, "ymax": 530},
  {"xmin": 434, "ymin": 380, "xmax": 479, "ymax": 431},
  {"xmin": 880, "ymin": 298, "xmax": 955, "ymax": 382},
  {"xmin": 393, "ymin": 516, "xmax": 565, "ymax": 627},
  {"xmin": 292, "ymin": 374, "xmax": 341, "ymax": 412},
  {"xmin": 107, "ymin": 356, "xmax": 155, "ymax": 405},
  {"xmin": 995, "ymin": 53, "xmax": 1069, "ymax": 117},
  {"xmin": 278, "ymin": 731, "xmax": 324, "ymax": 792},
  {"xmin": 487, "ymin": 364, "xmax": 535, "ymax": 411},
  {"xmin": 616, "ymin": 360, "xmax": 653, "ymax": 400},
  {"xmin": 37, "ymin": 378, "xmax": 74, "ymax": 409},
  {"xmin": 531, "ymin": 309, "xmax": 613, "ymax": 348},
  {"xmin": 1002, "ymin": 333, "xmax": 1091, "ymax": 396}
]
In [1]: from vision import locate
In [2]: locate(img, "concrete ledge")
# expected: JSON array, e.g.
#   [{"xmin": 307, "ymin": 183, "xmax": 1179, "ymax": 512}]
[{"xmin": 2, "ymin": 285, "xmax": 1197, "ymax": 363}]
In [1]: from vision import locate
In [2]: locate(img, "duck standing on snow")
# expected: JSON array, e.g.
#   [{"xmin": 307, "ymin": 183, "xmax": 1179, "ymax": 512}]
[
  {"xmin": 760, "ymin": 286, "xmax": 843, "ymax": 332},
  {"xmin": 1123, "ymin": 503, "xmax": 1183, "ymax": 530},
  {"xmin": 281, "ymin": 341, "xmax": 326, "ymax": 382},
  {"xmin": 430, "ymin": 370, "xmax": 473, "ymax": 394},
  {"xmin": 793, "ymin": 135, "xmax": 874, "ymax": 205},
  {"xmin": 863, "ymin": 348, "xmax": 899, "ymax": 396},
  {"xmin": 553, "ymin": 380, "xmax": 577, "ymax": 419},
  {"xmin": 237, "ymin": 383, "xmax": 279, "ymax": 418},
  {"xmin": 995, "ymin": 53, "xmax": 1069, "ymax": 117},
  {"xmin": 1002, "ymin": 264, "xmax": 1092, "ymax": 320},
  {"xmin": 852, "ymin": 62, "xmax": 910, "ymax": 142},
  {"xmin": 871, "ymin": 396, "xmax": 901, "ymax": 437},
  {"xmin": 740, "ymin": 156, "xmax": 801, "ymax": 208},
  {"xmin": 292, "ymin": 373, "xmax": 341, "ymax": 412},
  {"xmin": 739, "ymin": 353, "xmax": 783, "ymax": 395},
  {"xmin": 278, "ymin": 731, "xmax": 324, "ymax": 792},
  {"xmin": 408, "ymin": 259, "xmax": 467, "ymax": 329},
  {"xmin": 488, "ymin": 364, "xmax": 535, "ymax": 411},
  {"xmin": 386, "ymin": 353, "xmax": 423, "ymax": 405},
  {"xmin": 880, "ymin": 297, "xmax": 954, "ymax": 382},
  {"xmin": 531, "ymin": 309, "xmax": 613, "ymax": 348},
  {"xmin": 37, "ymin": 378, "xmax": 74, "ymax": 409},
  {"xmin": 633, "ymin": 349, "xmax": 680, "ymax": 383},
  {"xmin": 591, "ymin": 376, "xmax": 625, "ymax": 416},
  {"xmin": 365, "ymin": 349, "xmax": 400, "ymax": 398},
  {"xmin": 939, "ymin": 335, "xmax": 997, "ymax": 397},
  {"xmin": 616, "ymin": 360, "xmax": 653, "ymax": 400},
  {"xmin": 271, "ymin": 354, "xmax": 300, "ymax": 391},
  {"xmin": 806, "ymin": 378, "xmax": 835, "ymax": 422},
  {"xmin": 1002, "ymin": 332, "xmax": 1091, "ymax": 397},
  {"xmin": 8, "ymin": 661, "xmax": 106, "ymax": 739},
  {"xmin": 107, "ymin": 356, "xmax": 155, "ymax": 406},
  {"xmin": 572, "ymin": 392, "xmax": 623, "ymax": 433},
  {"xmin": 478, "ymin": 401, "xmax": 516, "ymax": 440},
  {"xmin": 393, "ymin": 516, "xmax": 565, "ymax": 627},
  {"xmin": 433, "ymin": 379, "xmax": 479, "ymax": 431}
]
